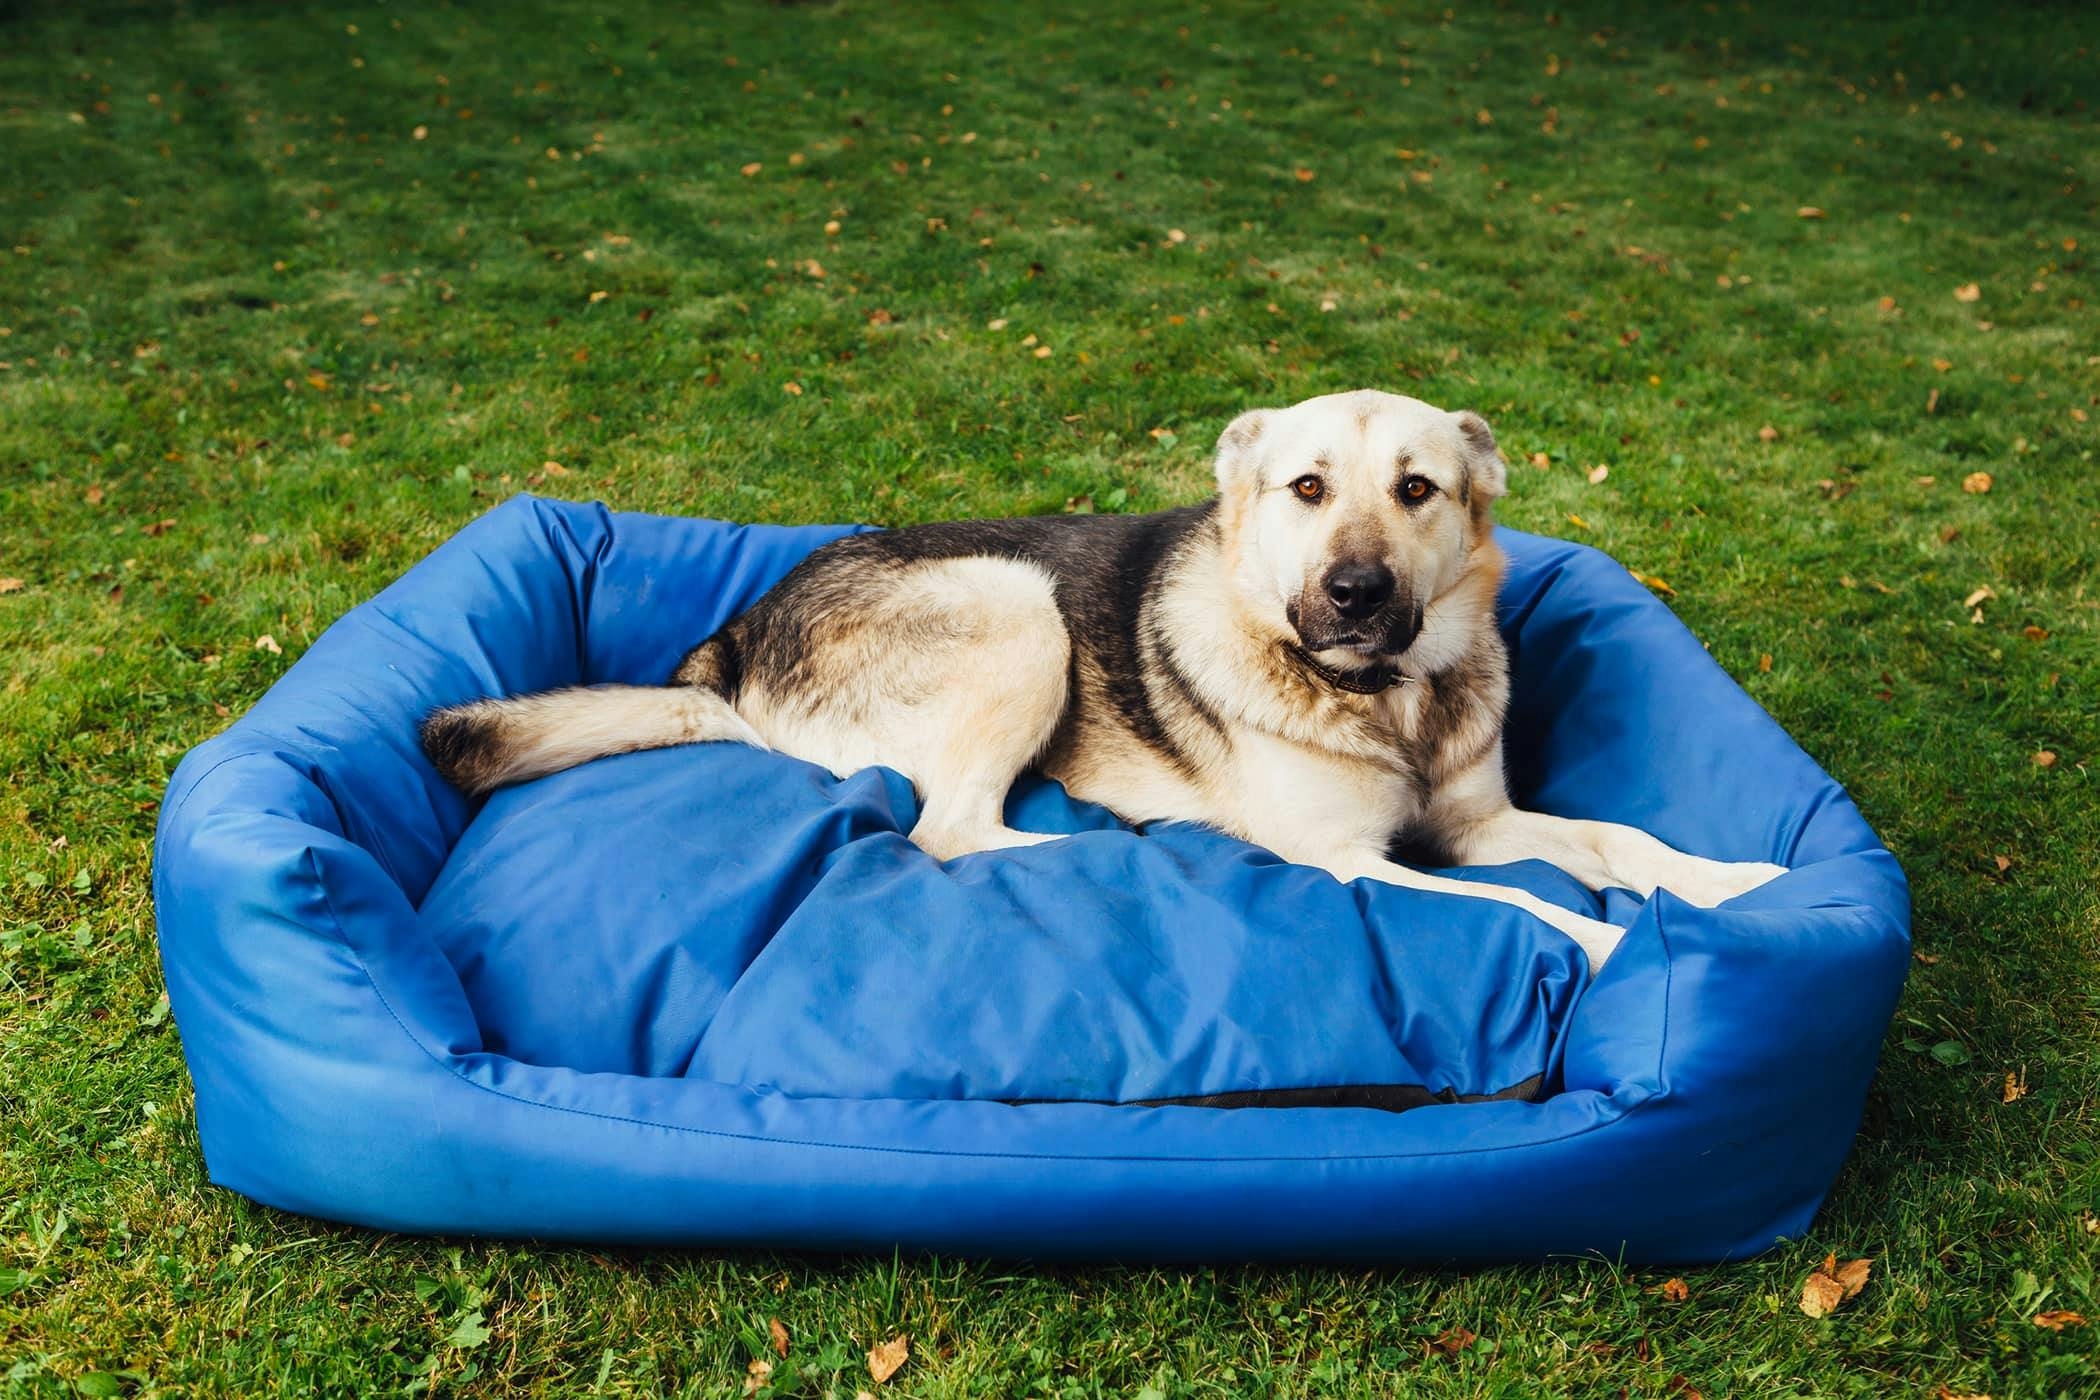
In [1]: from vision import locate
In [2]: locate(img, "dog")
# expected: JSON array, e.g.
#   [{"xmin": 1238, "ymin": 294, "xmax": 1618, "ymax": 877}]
[{"xmin": 421, "ymin": 389, "xmax": 1784, "ymax": 968}]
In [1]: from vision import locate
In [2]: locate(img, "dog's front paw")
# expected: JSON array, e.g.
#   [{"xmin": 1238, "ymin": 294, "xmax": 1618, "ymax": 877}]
[{"xmin": 1668, "ymin": 858, "xmax": 1787, "ymax": 909}]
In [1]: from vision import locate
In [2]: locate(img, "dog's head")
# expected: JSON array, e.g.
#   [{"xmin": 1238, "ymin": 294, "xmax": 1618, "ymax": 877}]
[{"xmin": 1213, "ymin": 389, "xmax": 1505, "ymax": 669}]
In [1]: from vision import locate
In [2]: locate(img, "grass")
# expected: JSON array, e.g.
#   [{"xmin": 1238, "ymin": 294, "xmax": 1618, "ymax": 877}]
[{"xmin": 2, "ymin": 0, "xmax": 2096, "ymax": 1393}]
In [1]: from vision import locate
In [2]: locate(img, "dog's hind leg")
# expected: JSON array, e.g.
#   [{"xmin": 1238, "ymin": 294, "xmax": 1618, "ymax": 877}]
[
  {"xmin": 899, "ymin": 561, "xmax": 1072, "ymax": 861},
  {"xmin": 751, "ymin": 556, "xmax": 1073, "ymax": 862}
]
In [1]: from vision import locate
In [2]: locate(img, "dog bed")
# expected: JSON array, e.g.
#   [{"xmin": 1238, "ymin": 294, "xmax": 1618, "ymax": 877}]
[{"xmin": 153, "ymin": 494, "xmax": 1909, "ymax": 1262}]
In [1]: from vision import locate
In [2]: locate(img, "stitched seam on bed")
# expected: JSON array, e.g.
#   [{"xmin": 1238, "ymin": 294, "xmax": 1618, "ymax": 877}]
[{"xmin": 310, "ymin": 848, "xmax": 1657, "ymax": 1167}]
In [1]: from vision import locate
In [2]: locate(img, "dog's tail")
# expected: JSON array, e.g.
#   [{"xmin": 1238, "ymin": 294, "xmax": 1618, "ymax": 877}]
[{"xmin": 420, "ymin": 650, "xmax": 762, "ymax": 796}]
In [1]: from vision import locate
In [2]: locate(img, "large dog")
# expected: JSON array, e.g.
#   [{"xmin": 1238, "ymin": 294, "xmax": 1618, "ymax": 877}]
[{"xmin": 422, "ymin": 390, "xmax": 1784, "ymax": 967}]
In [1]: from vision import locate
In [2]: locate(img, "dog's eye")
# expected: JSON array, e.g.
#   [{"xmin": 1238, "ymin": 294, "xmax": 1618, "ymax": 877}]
[
  {"xmin": 1399, "ymin": 474, "xmax": 1436, "ymax": 503},
  {"xmin": 1290, "ymin": 475, "xmax": 1325, "ymax": 502}
]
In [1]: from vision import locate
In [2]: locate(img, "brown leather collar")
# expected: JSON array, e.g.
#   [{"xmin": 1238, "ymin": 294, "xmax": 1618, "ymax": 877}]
[{"xmin": 1284, "ymin": 643, "xmax": 1407, "ymax": 695}]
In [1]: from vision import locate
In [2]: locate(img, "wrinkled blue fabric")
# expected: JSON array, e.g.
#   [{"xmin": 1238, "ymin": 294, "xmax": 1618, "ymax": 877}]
[{"xmin": 153, "ymin": 495, "xmax": 1910, "ymax": 1263}]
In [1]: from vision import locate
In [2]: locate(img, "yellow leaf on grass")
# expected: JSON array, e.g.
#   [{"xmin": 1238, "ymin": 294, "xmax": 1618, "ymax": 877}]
[
  {"xmin": 254, "ymin": 634, "xmax": 282, "ymax": 655},
  {"xmin": 1797, "ymin": 206, "xmax": 1825, "ymax": 219},
  {"xmin": 2002, "ymin": 1070, "xmax": 2028, "ymax": 1102},
  {"xmin": 867, "ymin": 1334, "xmax": 909, "ymax": 1384},
  {"xmin": 1962, "ymin": 471, "xmax": 1992, "ymax": 494},
  {"xmin": 2033, "ymin": 1311, "xmax": 2087, "ymax": 1331},
  {"xmin": 1628, "ymin": 570, "xmax": 1676, "ymax": 596},
  {"xmin": 769, "ymin": 1317, "xmax": 790, "ymax": 1358},
  {"xmin": 1799, "ymin": 1253, "xmax": 1872, "ymax": 1317},
  {"xmin": 1953, "ymin": 283, "xmax": 1981, "ymax": 302},
  {"xmin": 1661, "ymin": 1277, "xmax": 1690, "ymax": 1302},
  {"xmin": 1758, "ymin": 424, "xmax": 1779, "ymax": 442},
  {"xmin": 1587, "ymin": 464, "xmax": 1609, "ymax": 484},
  {"xmin": 2033, "ymin": 751, "xmax": 2057, "ymax": 768}
]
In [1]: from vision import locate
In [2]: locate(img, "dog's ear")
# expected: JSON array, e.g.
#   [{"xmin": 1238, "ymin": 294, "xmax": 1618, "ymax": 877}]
[
  {"xmin": 1213, "ymin": 408, "xmax": 1271, "ymax": 492},
  {"xmin": 1453, "ymin": 410, "xmax": 1507, "ymax": 501}
]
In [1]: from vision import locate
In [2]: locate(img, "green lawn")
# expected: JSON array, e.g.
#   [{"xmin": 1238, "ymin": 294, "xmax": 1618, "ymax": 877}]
[{"xmin": 3, "ymin": 0, "xmax": 2096, "ymax": 1394}]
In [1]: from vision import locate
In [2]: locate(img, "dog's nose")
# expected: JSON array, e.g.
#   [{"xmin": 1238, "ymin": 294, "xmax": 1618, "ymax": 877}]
[{"xmin": 1324, "ymin": 562, "xmax": 1395, "ymax": 620}]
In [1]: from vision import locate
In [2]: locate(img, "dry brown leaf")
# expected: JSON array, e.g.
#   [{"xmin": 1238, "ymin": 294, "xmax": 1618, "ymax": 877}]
[
  {"xmin": 85, "ymin": 485, "xmax": 105, "ymax": 505},
  {"xmin": 1587, "ymin": 464, "xmax": 1610, "ymax": 484},
  {"xmin": 743, "ymin": 1358, "xmax": 773, "ymax": 1397},
  {"xmin": 2032, "ymin": 751, "xmax": 2057, "ymax": 769},
  {"xmin": 1926, "ymin": 387, "xmax": 1940, "ymax": 414},
  {"xmin": 1529, "ymin": 451, "xmax": 1551, "ymax": 469},
  {"xmin": 1934, "ymin": 1388, "xmax": 1990, "ymax": 1400},
  {"xmin": 1799, "ymin": 1253, "xmax": 1872, "ymax": 1317},
  {"xmin": 740, "ymin": 162, "xmax": 762, "ymax": 177},
  {"xmin": 2001, "ymin": 1070, "xmax": 2028, "ymax": 1103},
  {"xmin": 1953, "ymin": 283, "xmax": 1981, "ymax": 302},
  {"xmin": 1661, "ymin": 1277, "xmax": 1690, "ymax": 1302},
  {"xmin": 254, "ymin": 634, "xmax": 282, "ymax": 655},
  {"xmin": 143, "ymin": 518, "xmax": 177, "ymax": 536},
  {"xmin": 0, "ymin": 577, "xmax": 23, "ymax": 594},
  {"xmin": 1293, "ymin": 167, "xmax": 1316, "ymax": 182},
  {"xmin": 1426, "ymin": 1326, "xmax": 1477, "ymax": 1358},
  {"xmin": 1993, "ymin": 853, "xmax": 2013, "ymax": 873},
  {"xmin": 769, "ymin": 1317, "xmax": 790, "ymax": 1358},
  {"xmin": 2021, "ymin": 625, "xmax": 2049, "ymax": 641},
  {"xmin": 1962, "ymin": 586, "xmax": 1995, "ymax": 610},
  {"xmin": 1032, "ymin": 345, "xmax": 1052, "ymax": 358},
  {"xmin": 1758, "ymin": 424, "xmax": 1779, "ymax": 442},
  {"xmin": 1962, "ymin": 471, "xmax": 1992, "ymax": 494},
  {"xmin": 867, "ymin": 1334, "xmax": 909, "ymax": 1384},
  {"xmin": 540, "ymin": 460, "xmax": 569, "ymax": 477},
  {"xmin": 1797, "ymin": 206, "xmax": 1825, "ymax": 219},
  {"xmin": 782, "ymin": 381, "xmax": 803, "ymax": 396},
  {"xmin": 2032, "ymin": 1310, "xmax": 2087, "ymax": 1331},
  {"xmin": 1759, "ymin": 653, "xmax": 1773, "ymax": 673},
  {"xmin": 1933, "ymin": 357, "xmax": 1954, "ymax": 372}
]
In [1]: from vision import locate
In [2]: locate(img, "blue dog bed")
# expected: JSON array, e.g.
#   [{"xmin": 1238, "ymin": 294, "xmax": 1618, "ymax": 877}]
[{"xmin": 153, "ymin": 495, "xmax": 1909, "ymax": 1262}]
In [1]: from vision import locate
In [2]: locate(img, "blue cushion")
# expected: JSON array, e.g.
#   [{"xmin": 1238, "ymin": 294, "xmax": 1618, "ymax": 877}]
[{"xmin": 153, "ymin": 495, "xmax": 1909, "ymax": 1262}]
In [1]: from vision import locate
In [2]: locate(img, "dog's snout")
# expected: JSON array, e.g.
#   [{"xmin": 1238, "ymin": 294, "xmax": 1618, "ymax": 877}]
[{"xmin": 1323, "ymin": 562, "xmax": 1395, "ymax": 621}]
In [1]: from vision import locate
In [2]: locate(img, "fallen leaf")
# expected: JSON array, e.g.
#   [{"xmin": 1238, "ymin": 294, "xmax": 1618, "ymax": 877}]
[
  {"xmin": 866, "ymin": 308, "xmax": 895, "ymax": 326},
  {"xmin": 1914, "ymin": 950, "xmax": 1940, "ymax": 965},
  {"xmin": 1167, "ymin": 227, "xmax": 1187, "ymax": 243},
  {"xmin": 2032, "ymin": 751, "xmax": 2056, "ymax": 768},
  {"xmin": 1962, "ymin": 471, "xmax": 1992, "ymax": 494},
  {"xmin": 0, "ymin": 577, "xmax": 22, "ymax": 593},
  {"xmin": 1934, "ymin": 1387, "xmax": 1990, "ymax": 1400},
  {"xmin": 540, "ymin": 460, "xmax": 568, "ymax": 477},
  {"xmin": 1587, "ymin": 464, "xmax": 1610, "ymax": 484},
  {"xmin": 412, "ymin": 124, "xmax": 427, "ymax": 140},
  {"xmin": 2032, "ymin": 1311, "xmax": 2087, "ymax": 1331},
  {"xmin": 823, "ymin": 219, "xmax": 841, "ymax": 235},
  {"xmin": 1661, "ymin": 1277, "xmax": 1691, "ymax": 1302},
  {"xmin": 1962, "ymin": 586, "xmax": 1995, "ymax": 610},
  {"xmin": 1566, "ymin": 513, "xmax": 1588, "ymax": 530},
  {"xmin": 1529, "ymin": 451, "xmax": 1550, "ymax": 469},
  {"xmin": 986, "ymin": 317, "xmax": 1007, "ymax": 331},
  {"xmin": 85, "ymin": 485, "xmax": 105, "ymax": 505},
  {"xmin": 782, "ymin": 381, "xmax": 803, "ymax": 395},
  {"xmin": 867, "ymin": 1334, "xmax": 909, "ymax": 1384},
  {"xmin": 306, "ymin": 371, "xmax": 331, "ymax": 390},
  {"xmin": 254, "ymin": 634, "xmax": 282, "ymax": 655},
  {"xmin": 1926, "ymin": 387, "xmax": 1940, "ymax": 414},
  {"xmin": 1426, "ymin": 1326, "xmax": 1477, "ymax": 1359},
  {"xmin": 2001, "ymin": 1070, "xmax": 2028, "ymax": 1103},
  {"xmin": 1993, "ymin": 853, "xmax": 2012, "ymax": 873},
  {"xmin": 589, "ymin": 289, "xmax": 609, "ymax": 303},
  {"xmin": 1797, "ymin": 206, "xmax": 1825, "ymax": 219},
  {"xmin": 1629, "ymin": 570, "xmax": 1676, "ymax": 596},
  {"xmin": 2021, "ymin": 625, "xmax": 2048, "ymax": 641},
  {"xmin": 803, "ymin": 260, "xmax": 826, "ymax": 279},
  {"xmin": 142, "ymin": 518, "xmax": 177, "ymax": 536},
  {"xmin": 1293, "ymin": 167, "xmax": 1316, "ymax": 182},
  {"xmin": 769, "ymin": 1317, "xmax": 790, "ymax": 1358},
  {"xmin": 1933, "ymin": 357, "xmax": 1954, "ymax": 372},
  {"xmin": 1953, "ymin": 283, "xmax": 1981, "ymax": 302},
  {"xmin": 1799, "ymin": 1253, "xmax": 1873, "ymax": 1317},
  {"xmin": 744, "ymin": 1357, "xmax": 774, "ymax": 1396},
  {"xmin": 740, "ymin": 162, "xmax": 762, "ymax": 176},
  {"xmin": 1758, "ymin": 424, "xmax": 1779, "ymax": 442},
  {"xmin": 1759, "ymin": 653, "xmax": 1773, "ymax": 673},
  {"xmin": 1033, "ymin": 345, "xmax": 1052, "ymax": 358}
]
